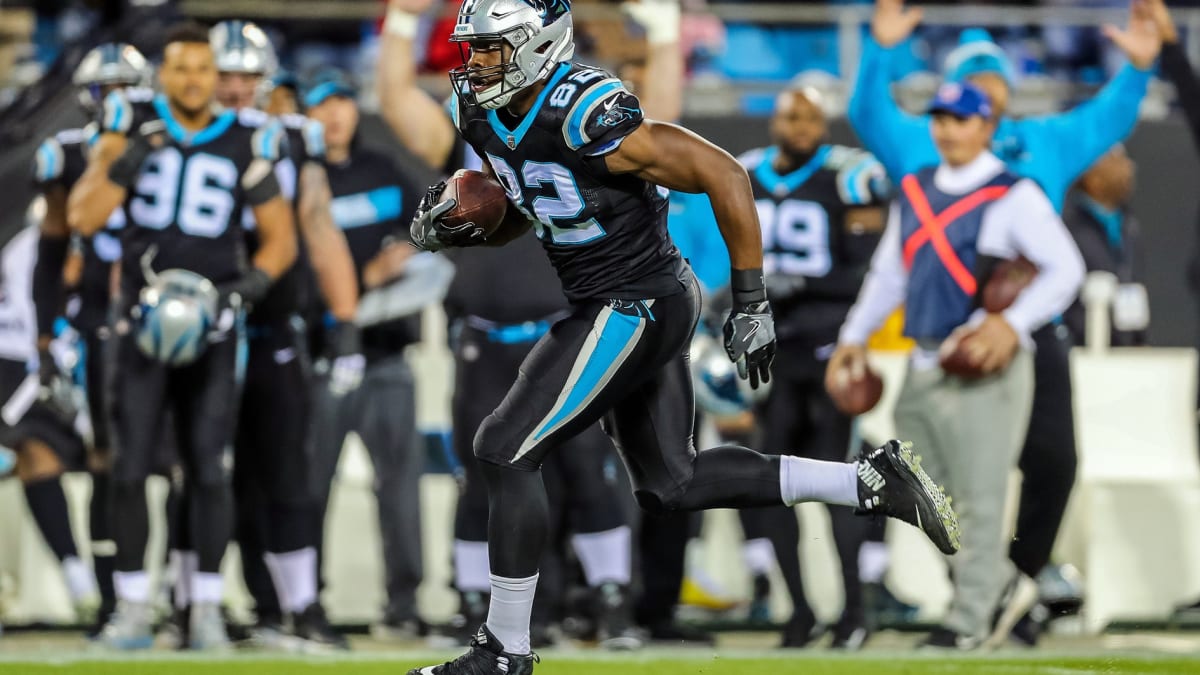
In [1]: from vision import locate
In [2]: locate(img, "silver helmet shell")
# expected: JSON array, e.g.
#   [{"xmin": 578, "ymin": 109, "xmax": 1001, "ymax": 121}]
[
  {"xmin": 134, "ymin": 269, "xmax": 220, "ymax": 367},
  {"xmin": 689, "ymin": 332, "xmax": 769, "ymax": 416},
  {"xmin": 449, "ymin": 0, "xmax": 574, "ymax": 110},
  {"xmin": 210, "ymin": 20, "xmax": 278, "ymax": 75},
  {"xmin": 73, "ymin": 43, "xmax": 150, "ymax": 112}
]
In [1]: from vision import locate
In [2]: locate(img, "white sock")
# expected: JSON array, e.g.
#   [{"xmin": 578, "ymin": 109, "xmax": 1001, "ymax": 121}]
[
  {"xmin": 486, "ymin": 573, "xmax": 538, "ymax": 655},
  {"xmin": 859, "ymin": 541, "xmax": 890, "ymax": 584},
  {"xmin": 571, "ymin": 526, "xmax": 632, "ymax": 587},
  {"xmin": 454, "ymin": 540, "xmax": 492, "ymax": 593},
  {"xmin": 780, "ymin": 456, "xmax": 859, "ymax": 507},
  {"xmin": 171, "ymin": 550, "xmax": 198, "ymax": 610},
  {"xmin": 62, "ymin": 556, "xmax": 97, "ymax": 602},
  {"xmin": 742, "ymin": 538, "xmax": 775, "ymax": 577},
  {"xmin": 114, "ymin": 570, "xmax": 150, "ymax": 603},
  {"xmin": 264, "ymin": 547, "xmax": 318, "ymax": 613},
  {"xmin": 191, "ymin": 572, "xmax": 224, "ymax": 605}
]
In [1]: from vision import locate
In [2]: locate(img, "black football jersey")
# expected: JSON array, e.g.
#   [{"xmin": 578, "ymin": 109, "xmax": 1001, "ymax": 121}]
[
  {"xmin": 451, "ymin": 62, "xmax": 686, "ymax": 302},
  {"xmin": 241, "ymin": 112, "xmax": 319, "ymax": 327},
  {"xmin": 326, "ymin": 146, "xmax": 422, "ymax": 357},
  {"xmin": 741, "ymin": 144, "xmax": 887, "ymax": 345},
  {"xmin": 33, "ymin": 123, "xmax": 125, "ymax": 332},
  {"xmin": 118, "ymin": 95, "xmax": 282, "ymax": 299}
]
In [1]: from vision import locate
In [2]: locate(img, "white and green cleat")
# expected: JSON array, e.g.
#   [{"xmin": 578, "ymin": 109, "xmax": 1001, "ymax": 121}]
[{"xmin": 856, "ymin": 440, "xmax": 961, "ymax": 555}]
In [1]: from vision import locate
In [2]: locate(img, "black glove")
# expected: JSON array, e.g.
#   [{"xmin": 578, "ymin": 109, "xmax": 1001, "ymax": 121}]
[
  {"xmin": 108, "ymin": 119, "xmax": 171, "ymax": 189},
  {"xmin": 409, "ymin": 181, "xmax": 485, "ymax": 251},
  {"xmin": 723, "ymin": 268, "xmax": 777, "ymax": 389},
  {"xmin": 326, "ymin": 321, "xmax": 365, "ymax": 397},
  {"xmin": 218, "ymin": 268, "xmax": 272, "ymax": 311}
]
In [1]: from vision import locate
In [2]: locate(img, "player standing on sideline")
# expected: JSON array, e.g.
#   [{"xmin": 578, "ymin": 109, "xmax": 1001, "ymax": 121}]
[
  {"xmin": 2, "ymin": 220, "xmax": 99, "ymax": 630},
  {"xmin": 376, "ymin": 0, "xmax": 646, "ymax": 646},
  {"xmin": 736, "ymin": 87, "xmax": 889, "ymax": 649},
  {"xmin": 68, "ymin": 22, "xmax": 297, "ymax": 650},
  {"xmin": 302, "ymin": 68, "xmax": 437, "ymax": 638},
  {"xmin": 31, "ymin": 42, "xmax": 150, "ymax": 636},
  {"xmin": 204, "ymin": 20, "xmax": 358, "ymax": 649},
  {"xmin": 850, "ymin": 0, "xmax": 1161, "ymax": 639},
  {"xmin": 405, "ymin": 1, "xmax": 959, "ymax": 672}
]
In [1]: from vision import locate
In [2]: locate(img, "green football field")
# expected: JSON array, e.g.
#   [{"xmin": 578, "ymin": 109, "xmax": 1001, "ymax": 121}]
[{"xmin": 3, "ymin": 652, "xmax": 1200, "ymax": 675}]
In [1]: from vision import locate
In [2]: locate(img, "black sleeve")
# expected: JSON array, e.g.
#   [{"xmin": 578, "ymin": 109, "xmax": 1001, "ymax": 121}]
[
  {"xmin": 1162, "ymin": 41, "xmax": 1200, "ymax": 156},
  {"xmin": 33, "ymin": 234, "xmax": 69, "ymax": 339}
]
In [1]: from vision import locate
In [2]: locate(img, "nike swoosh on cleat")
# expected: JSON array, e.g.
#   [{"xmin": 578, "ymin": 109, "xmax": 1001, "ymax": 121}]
[
  {"xmin": 914, "ymin": 505, "xmax": 922, "ymax": 531},
  {"xmin": 419, "ymin": 668, "xmax": 439, "ymax": 675}
]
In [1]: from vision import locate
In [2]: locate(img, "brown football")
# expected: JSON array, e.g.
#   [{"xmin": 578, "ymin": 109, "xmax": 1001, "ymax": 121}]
[
  {"xmin": 438, "ymin": 169, "xmax": 508, "ymax": 239},
  {"xmin": 982, "ymin": 256, "xmax": 1037, "ymax": 313},
  {"xmin": 939, "ymin": 330, "xmax": 985, "ymax": 378},
  {"xmin": 828, "ymin": 365, "xmax": 884, "ymax": 416}
]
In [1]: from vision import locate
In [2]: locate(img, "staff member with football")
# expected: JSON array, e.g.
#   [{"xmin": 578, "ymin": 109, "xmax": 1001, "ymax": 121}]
[{"xmin": 827, "ymin": 82, "xmax": 1084, "ymax": 650}]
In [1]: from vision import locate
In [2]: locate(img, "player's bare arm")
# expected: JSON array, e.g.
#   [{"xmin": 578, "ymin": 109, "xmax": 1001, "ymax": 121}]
[
  {"xmin": 377, "ymin": 0, "xmax": 458, "ymax": 170},
  {"xmin": 604, "ymin": 120, "xmax": 763, "ymax": 271},
  {"xmin": 297, "ymin": 161, "xmax": 359, "ymax": 319},
  {"xmin": 67, "ymin": 133, "xmax": 128, "ymax": 236},
  {"xmin": 249, "ymin": 194, "xmax": 299, "ymax": 280}
]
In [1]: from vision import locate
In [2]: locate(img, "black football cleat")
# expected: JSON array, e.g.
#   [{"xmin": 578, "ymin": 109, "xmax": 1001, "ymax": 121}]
[
  {"xmin": 408, "ymin": 624, "xmax": 537, "ymax": 675},
  {"xmin": 293, "ymin": 602, "xmax": 349, "ymax": 651},
  {"xmin": 856, "ymin": 441, "xmax": 961, "ymax": 556}
]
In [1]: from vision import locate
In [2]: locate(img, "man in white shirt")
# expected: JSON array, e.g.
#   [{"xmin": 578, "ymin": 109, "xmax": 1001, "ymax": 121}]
[{"xmin": 827, "ymin": 82, "xmax": 1085, "ymax": 649}]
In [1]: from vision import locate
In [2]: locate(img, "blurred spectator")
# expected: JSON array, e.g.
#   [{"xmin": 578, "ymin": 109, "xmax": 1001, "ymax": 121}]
[{"xmin": 1062, "ymin": 144, "xmax": 1148, "ymax": 346}]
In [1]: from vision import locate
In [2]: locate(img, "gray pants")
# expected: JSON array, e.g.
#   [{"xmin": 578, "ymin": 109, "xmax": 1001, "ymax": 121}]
[
  {"xmin": 894, "ymin": 350, "xmax": 1034, "ymax": 639},
  {"xmin": 311, "ymin": 354, "xmax": 423, "ymax": 620}
]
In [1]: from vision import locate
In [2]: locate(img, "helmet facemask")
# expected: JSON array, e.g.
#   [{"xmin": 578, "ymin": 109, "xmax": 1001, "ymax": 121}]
[{"xmin": 450, "ymin": 28, "xmax": 534, "ymax": 110}]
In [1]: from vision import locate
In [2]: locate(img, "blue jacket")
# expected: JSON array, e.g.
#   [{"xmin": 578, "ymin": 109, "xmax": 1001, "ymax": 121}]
[
  {"xmin": 848, "ymin": 37, "xmax": 1152, "ymax": 212},
  {"xmin": 667, "ymin": 191, "xmax": 730, "ymax": 294}
]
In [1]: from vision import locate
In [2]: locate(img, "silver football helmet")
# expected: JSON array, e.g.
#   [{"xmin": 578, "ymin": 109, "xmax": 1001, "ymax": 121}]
[
  {"xmin": 210, "ymin": 20, "xmax": 278, "ymax": 75},
  {"xmin": 73, "ymin": 43, "xmax": 150, "ymax": 112},
  {"xmin": 449, "ymin": 0, "xmax": 574, "ymax": 109},
  {"xmin": 689, "ymin": 332, "xmax": 769, "ymax": 416},
  {"xmin": 134, "ymin": 255, "xmax": 220, "ymax": 367}
]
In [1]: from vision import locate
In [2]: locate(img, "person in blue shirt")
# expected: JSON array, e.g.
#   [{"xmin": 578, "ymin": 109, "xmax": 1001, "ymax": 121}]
[{"xmin": 850, "ymin": 0, "xmax": 1162, "ymax": 212}]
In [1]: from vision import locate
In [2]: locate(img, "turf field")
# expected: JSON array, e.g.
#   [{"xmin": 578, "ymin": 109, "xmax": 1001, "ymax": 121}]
[{"xmin": 3, "ymin": 648, "xmax": 1200, "ymax": 674}]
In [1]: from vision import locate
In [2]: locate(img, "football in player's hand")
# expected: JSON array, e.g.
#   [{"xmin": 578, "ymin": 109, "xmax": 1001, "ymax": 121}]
[
  {"xmin": 939, "ymin": 329, "xmax": 984, "ymax": 378},
  {"xmin": 982, "ymin": 256, "xmax": 1037, "ymax": 313},
  {"xmin": 438, "ymin": 169, "xmax": 508, "ymax": 239},
  {"xmin": 828, "ymin": 364, "xmax": 884, "ymax": 416}
]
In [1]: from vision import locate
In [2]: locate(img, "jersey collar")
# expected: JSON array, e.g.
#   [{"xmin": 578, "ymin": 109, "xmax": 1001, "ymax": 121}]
[
  {"xmin": 153, "ymin": 95, "xmax": 237, "ymax": 147},
  {"xmin": 486, "ymin": 63, "xmax": 571, "ymax": 150},
  {"xmin": 755, "ymin": 145, "xmax": 832, "ymax": 197}
]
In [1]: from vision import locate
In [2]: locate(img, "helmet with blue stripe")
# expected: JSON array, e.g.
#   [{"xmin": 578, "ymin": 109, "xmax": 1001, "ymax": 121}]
[
  {"xmin": 689, "ymin": 332, "xmax": 768, "ymax": 416},
  {"xmin": 210, "ymin": 20, "xmax": 278, "ymax": 75},
  {"xmin": 133, "ymin": 265, "xmax": 220, "ymax": 367},
  {"xmin": 449, "ymin": 0, "xmax": 574, "ymax": 110},
  {"xmin": 73, "ymin": 43, "xmax": 150, "ymax": 112}
]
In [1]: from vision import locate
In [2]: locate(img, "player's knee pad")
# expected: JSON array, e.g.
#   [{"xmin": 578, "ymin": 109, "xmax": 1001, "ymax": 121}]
[{"xmin": 473, "ymin": 413, "xmax": 530, "ymax": 468}]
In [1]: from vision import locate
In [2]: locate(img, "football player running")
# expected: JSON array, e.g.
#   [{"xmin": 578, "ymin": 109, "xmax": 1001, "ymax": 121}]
[{"xmin": 407, "ymin": 1, "xmax": 960, "ymax": 672}]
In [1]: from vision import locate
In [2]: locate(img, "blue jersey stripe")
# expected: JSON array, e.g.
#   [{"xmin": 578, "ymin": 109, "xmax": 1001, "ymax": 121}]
[
  {"xmin": 753, "ymin": 145, "xmax": 831, "ymax": 196},
  {"xmin": 330, "ymin": 187, "xmax": 404, "ymax": 229},
  {"xmin": 530, "ymin": 307, "xmax": 641, "ymax": 443},
  {"xmin": 566, "ymin": 80, "xmax": 623, "ymax": 149},
  {"xmin": 485, "ymin": 62, "xmax": 570, "ymax": 149},
  {"xmin": 153, "ymin": 95, "xmax": 237, "ymax": 146}
]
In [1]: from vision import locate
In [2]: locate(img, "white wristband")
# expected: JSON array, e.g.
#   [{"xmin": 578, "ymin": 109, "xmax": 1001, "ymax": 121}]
[{"xmin": 384, "ymin": 7, "xmax": 420, "ymax": 39}]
